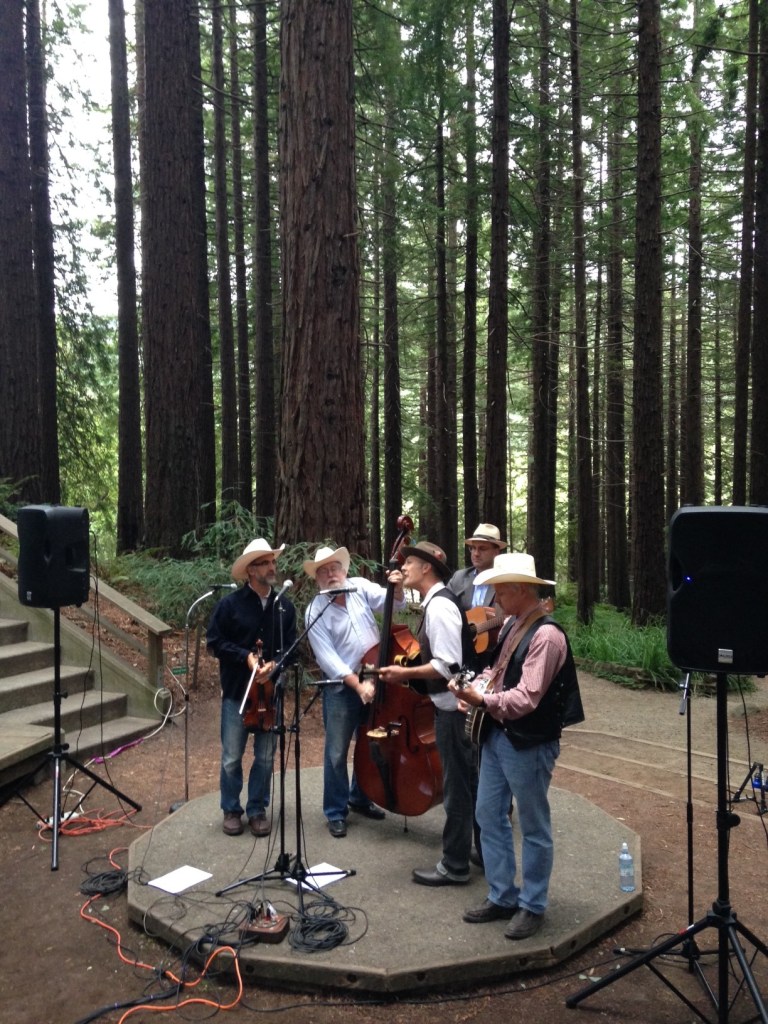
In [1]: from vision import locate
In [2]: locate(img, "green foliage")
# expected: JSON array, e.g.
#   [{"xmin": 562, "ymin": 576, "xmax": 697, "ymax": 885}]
[
  {"xmin": 554, "ymin": 599, "xmax": 751, "ymax": 693},
  {"xmin": 101, "ymin": 503, "xmax": 383, "ymax": 626}
]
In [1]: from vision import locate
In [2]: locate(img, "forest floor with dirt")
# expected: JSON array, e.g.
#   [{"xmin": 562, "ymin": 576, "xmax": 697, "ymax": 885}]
[{"xmin": 3, "ymin": 627, "xmax": 768, "ymax": 1024}]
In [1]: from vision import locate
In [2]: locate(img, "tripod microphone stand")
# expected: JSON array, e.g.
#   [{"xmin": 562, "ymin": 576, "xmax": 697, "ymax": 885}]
[
  {"xmin": 566, "ymin": 672, "xmax": 768, "ymax": 1021},
  {"xmin": 14, "ymin": 608, "xmax": 141, "ymax": 871},
  {"xmin": 216, "ymin": 594, "xmax": 354, "ymax": 900}
]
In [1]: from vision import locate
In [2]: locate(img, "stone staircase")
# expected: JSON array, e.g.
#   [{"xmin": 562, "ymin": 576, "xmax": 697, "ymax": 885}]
[{"xmin": 0, "ymin": 613, "xmax": 159, "ymax": 794}]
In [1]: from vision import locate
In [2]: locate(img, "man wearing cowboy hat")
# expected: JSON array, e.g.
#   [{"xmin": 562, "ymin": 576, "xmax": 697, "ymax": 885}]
[
  {"xmin": 303, "ymin": 544, "xmax": 405, "ymax": 838},
  {"xmin": 449, "ymin": 552, "xmax": 583, "ymax": 940},
  {"xmin": 207, "ymin": 538, "xmax": 297, "ymax": 837},
  {"xmin": 379, "ymin": 541, "xmax": 478, "ymax": 887},
  {"xmin": 448, "ymin": 523, "xmax": 507, "ymax": 610}
]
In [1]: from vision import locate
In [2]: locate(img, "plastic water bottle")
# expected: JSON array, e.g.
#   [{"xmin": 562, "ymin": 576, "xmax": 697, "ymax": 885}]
[{"xmin": 619, "ymin": 842, "xmax": 635, "ymax": 892}]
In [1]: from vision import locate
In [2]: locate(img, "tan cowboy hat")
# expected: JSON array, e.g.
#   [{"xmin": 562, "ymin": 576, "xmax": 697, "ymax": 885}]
[
  {"xmin": 464, "ymin": 523, "xmax": 507, "ymax": 548},
  {"xmin": 474, "ymin": 552, "xmax": 555, "ymax": 588},
  {"xmin": 403, "ymin": 541, "xmax": 452, "ymax": 582},
  {"xmin": 302, "ymin": 544, "xmax": 351, "ymax": 579},
  {"xmin": 231, "ymin": 538, "xmax": 286, "ymax": 581}
]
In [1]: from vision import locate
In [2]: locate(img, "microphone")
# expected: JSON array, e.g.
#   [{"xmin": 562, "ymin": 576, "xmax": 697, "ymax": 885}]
[
  {"xmin": 319, "ymin": 587, "xmax": 358, "ymax": 595},
  {"xmin": 208, "ymin": 583, "xmax": 237, "ymax": 591},
  {"xmin": 274, "ymin": 579, "xmax": 293, "ymax": 602}
]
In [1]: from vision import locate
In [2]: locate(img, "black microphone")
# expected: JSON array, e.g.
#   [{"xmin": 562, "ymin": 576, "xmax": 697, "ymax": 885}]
[
  {"xmin": 273, "ymin": 579, "xmax": 293, "ymax": 602},
  {"xmin": 208, "ymin": 583, "xmax": 237, "ymax": 591},
  {"xmin": 319, "ymin": 587, "xmax": 358, "ymax": 595}
]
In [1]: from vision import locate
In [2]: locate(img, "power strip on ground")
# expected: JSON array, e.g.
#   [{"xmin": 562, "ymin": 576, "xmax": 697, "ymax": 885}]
[{"xmin": 42, "ymin": 811, "xmax": 81, "ymax": 827}]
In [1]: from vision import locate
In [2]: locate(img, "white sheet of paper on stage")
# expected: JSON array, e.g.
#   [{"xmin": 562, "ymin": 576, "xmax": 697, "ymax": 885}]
[
  {"xmin": 285, "ymin": 862, "xmax": 347, "ymax": 891},
  {"xmin": 148, "ymin": 865, "xmax": 213, "ymax": 894}
]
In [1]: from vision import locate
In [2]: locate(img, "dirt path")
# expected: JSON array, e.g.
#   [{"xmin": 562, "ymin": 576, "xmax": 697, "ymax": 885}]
[{"xmin": 3, "ymin": 665, "xmax": 768, "ymax": 1024}]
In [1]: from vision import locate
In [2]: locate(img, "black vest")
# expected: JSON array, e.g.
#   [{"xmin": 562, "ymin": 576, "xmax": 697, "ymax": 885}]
[
  {"xmin": 497, "ymin": 616, "xmax": 584, "ymax": 749},
  {"xmin": 415, "ymin": 587, "xmax": 476, "ymax": 694}
]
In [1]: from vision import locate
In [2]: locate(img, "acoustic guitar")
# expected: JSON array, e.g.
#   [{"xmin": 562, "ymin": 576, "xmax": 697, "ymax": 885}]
[{"xmin": 465, "ymin": 606, "xmax": 505, "ymax": 654}]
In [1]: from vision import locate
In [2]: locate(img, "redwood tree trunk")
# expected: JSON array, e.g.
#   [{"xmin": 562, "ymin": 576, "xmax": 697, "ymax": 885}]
[{"xmin": 276, "ymin": 0, "xmax": 367, "ymax": 551}]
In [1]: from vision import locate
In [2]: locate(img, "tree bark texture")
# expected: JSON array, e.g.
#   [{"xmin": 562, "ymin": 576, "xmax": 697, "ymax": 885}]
[
  {"xmin": 276, "ymin": 0, "xmax": 367, "ymax": 552},
  {"xmin": 142, "ymin": 0, "xmax": 215, "ymax": 554},
  {"xmin": 0, "ymin": 0, "xmax": 43, "ymax": 502}
]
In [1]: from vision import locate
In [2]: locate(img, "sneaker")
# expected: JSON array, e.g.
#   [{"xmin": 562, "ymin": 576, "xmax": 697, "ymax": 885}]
[{"xmin": 222, "ymin": 813, "xmax": 244, "ymax": 836}]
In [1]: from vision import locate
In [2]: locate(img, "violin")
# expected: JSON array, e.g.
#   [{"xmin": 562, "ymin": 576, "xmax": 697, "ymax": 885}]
[{"xmin": 240, "ymin": 639, "xmax": 274, "ymax": 731}]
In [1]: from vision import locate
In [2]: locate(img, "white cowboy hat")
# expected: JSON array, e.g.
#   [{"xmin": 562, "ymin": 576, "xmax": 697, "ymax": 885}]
[
  {"xmin": 302, "ymin": 544, "xmax": 351, "ymax": 579},
  {"xmin": 474, "ymin": 552, "xmax": 555, "ymax": 588},
  {"xmin": 231, "ymin": 538, "xmax": 286, "ymax": 581},
  {"xmin": 464, "ymin": 523, "xmax": 507, "ymax": 548}
]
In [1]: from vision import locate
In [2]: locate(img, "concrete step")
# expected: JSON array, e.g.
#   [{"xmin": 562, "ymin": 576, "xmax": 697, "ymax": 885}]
[
  {"xmin": 0, "ymin": 618, "xmax": 29, "ymax": 646},
  {"xmin": 0, "ymin": 640, "xmax": 54, "ymax": 679},
  {"xmin": 0, "ymin": 664, "xmax": 92, "ymax": 714},
  {"xmin": 0, "ymin": 688, "xmax": 127, "ymax": 733},
  {"xmin": 62, "ymin": 715, "xmax": 160, "ymax": 767}
]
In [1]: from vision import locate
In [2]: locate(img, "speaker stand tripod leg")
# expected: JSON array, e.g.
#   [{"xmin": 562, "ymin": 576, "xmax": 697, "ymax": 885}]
[{"xmin": 11, "ymin": 609, "xmax": 141, "ymax": 871}]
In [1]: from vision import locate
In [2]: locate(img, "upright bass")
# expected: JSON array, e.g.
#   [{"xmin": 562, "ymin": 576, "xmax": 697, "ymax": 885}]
[{"xmin": 352, "ymin": 515, "xmax": 444, "ymax": 816}]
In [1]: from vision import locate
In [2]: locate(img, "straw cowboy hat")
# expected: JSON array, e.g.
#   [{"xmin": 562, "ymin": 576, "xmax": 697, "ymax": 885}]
[
  {"xmin": 302, "ymin": 545, "xmax": 351, "ymax": 579},
  {"xmin": 403, "ymin": 541, "xmax": 452, "ymax": 582},
  {"xmin": 474, "ymin": 552, "xmax": 555, "ymax": 588},
  {"xmin": 464, "ymin": 523, "xmax": 507, "ymax": 548},
  {"xmin": 231, "ymin": 538, "xmax": 286, "ymax": 581}
]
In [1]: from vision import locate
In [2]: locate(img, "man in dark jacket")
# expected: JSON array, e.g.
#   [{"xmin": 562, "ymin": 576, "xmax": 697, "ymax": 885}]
[{"xmin": 207, "ymin": 539, "xmax": 297, "ymax": 838}]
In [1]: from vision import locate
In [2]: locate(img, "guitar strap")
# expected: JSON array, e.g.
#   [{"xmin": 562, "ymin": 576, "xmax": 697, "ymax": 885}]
[{"xmin": 485, "ymin": 609, "xmax": 548, "ymax": 694}]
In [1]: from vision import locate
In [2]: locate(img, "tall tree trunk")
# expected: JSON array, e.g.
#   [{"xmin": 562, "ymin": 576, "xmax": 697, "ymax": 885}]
[
  {"xmin": 529, "ymin": 0, "xmax": 555, "ymax": 578},
  {"xmin": 483, "ymin": 0, "xmax": 510, "ymax": 534},
  {"xmin": 666, "ymin": 266, "xmax": 679, "ymax": 523},
  {"xmin": 382, "ymin": 105, "xmax": 403, "ymax": 559},
  {"xmin": 142, "ymin": 0, "xmax": 216, "ymax": 554},
  {"xmin": 212, "ymin": 0, "xmax": 238, "ymax": 507},
  {"xmin": 461, "ymin": 0, "xmax": 480, "ymax": 553},
  {"xmin": 750, "ymin": 7, "xmax": 768, "ymax": 504},
  {"xmin": 253, "ymin": 0, "xmax": 277, "ymax": 519},
  {"xmin": 681, "ymin": 10, "xmax": 704, "ymax": 508},
  {"xmin": 26, "ymin": 0, "xmax": 59, "ymax": 504},
  {"xmin": 570, "ymin": 0, "xmax": 596, "ymax": 624},
  {"xmin": 109, "ymin": 0, "xmax": 143, "ymax": 551},
  {"xmin": 276, "ymin": 0, "xmax": 367, "ymax": 550},
  {"xmin": 230, "ymin": 3, "xmax": 252, "ymax": 512},
  {"xmin": 605, "ymin": 113, "xmax": 630, "ymax": 610},
  {"xmin": 0, "ymin": 0, "xmax": 42, "ymax": 503},
  {"xmin": 631, "ymin": 0, "xmax": 667, "ymax": 623},
  {"xmin": 733, "ymin": 0, "xmax": 758, "ymax": 505}
]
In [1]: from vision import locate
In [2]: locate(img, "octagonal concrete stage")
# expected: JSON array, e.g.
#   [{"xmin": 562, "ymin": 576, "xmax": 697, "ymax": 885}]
[{"xmin": 127, "ymin": 766, "xmax": 641, "ymax": 995}]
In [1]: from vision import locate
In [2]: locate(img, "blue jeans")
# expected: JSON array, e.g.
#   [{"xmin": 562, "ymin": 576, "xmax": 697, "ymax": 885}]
[
  {"xmin": 476, "ymin": 728, "xmax": 559, "ymax": 915},
  {"xmin": 220, "ymin": 697, "xmax": 276, "ymax": 818},
  {"xmin": 321, "ymin": 684, "xmax": 369, "ymax": 820}
]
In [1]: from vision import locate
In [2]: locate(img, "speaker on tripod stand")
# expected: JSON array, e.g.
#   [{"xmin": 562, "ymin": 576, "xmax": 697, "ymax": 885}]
[
  {"xmin": 14, "ymin": 505, "xmax": 140, "ymax": 871},
  {"xmin": 567, "ymin": 506, "xmax": 768, "ymax": 1022}
]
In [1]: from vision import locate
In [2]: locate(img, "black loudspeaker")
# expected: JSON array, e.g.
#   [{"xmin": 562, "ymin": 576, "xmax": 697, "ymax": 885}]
[
  {"xmin": 17, "ymin": 505, "xmax": 90, "ymax": 609},
  {"xmin": 667, "ymin": 505, "xmax": 768, "ymax": 675}
]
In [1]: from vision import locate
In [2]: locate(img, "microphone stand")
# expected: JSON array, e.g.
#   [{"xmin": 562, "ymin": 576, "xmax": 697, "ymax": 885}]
[
  {"xmin": 170, "ymin": 585, "xmax": 235, "ymax": 813},
  {"xmin": 216, "ymin": 593, "xmax": 354, "ymax": 900}
]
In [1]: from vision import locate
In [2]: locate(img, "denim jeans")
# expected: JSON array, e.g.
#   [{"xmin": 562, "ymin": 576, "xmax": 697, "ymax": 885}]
[
  {"xmin": 220, "ymin": 697, "xmax": 276, "ymax": 818},
  {"xmin": 434, "ymin": 707, "xmax": 475, "ymax": 876},
  {"xmin": 475, "ymin": 728, "xmax": 560, "ymax": 915},
  {"xmin": 321, "ymin": 684, "xmax": 369, "ymax": 821}
]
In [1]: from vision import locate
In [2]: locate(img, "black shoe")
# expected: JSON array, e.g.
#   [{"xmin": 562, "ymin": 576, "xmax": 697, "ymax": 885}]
[
  {"xmin": 348, "ymin": 802, "xmax": 386, "ymax": 820},
  {"xmin": 463, "ymin": 899, "xmax": 516, "ymax": 924},
  {"xmin": 504, "ymin": 909, "xmax": 543, "ymax": 940},
  {"xmin": 327, "ymin": 819, "xmax": 347, "ymax": 838},
  {"xmin": 469, "ymin": 848, "xmax": 484, "ymax": 868},
  {"xmin": 412, "ymin": 867, "xmax": 470, "ymax": 887}
]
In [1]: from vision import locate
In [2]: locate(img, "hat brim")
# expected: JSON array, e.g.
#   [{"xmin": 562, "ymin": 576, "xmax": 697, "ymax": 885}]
[
  {"xmin": 474, "ymin": 568, "xmax": 555, "ymax": 588},
  {"xmin": 303, "ymin": 546, "xmax": 351, "ymax": 579},
  {"xmin": 405, "ymin": 549, "xmax": 452, "ymax": 582},
  {"xmin": 464, "ymin": 535, "xmax": 507, "ymax": 548},
  {"xmin": 231, "ymin": 544, "xmax": 285, "ymax": 581}
]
